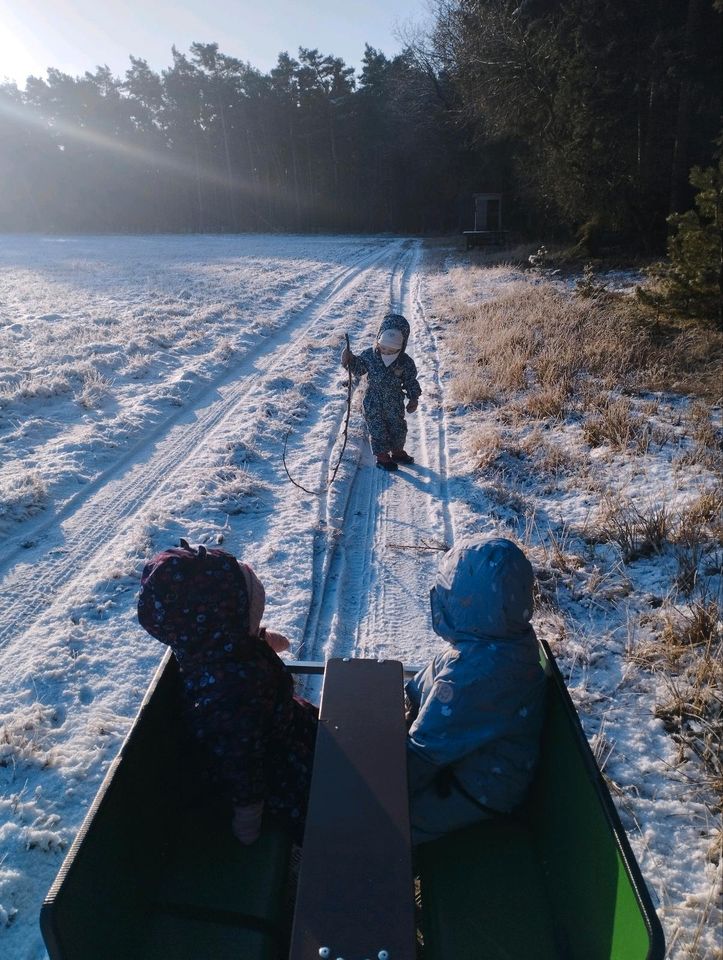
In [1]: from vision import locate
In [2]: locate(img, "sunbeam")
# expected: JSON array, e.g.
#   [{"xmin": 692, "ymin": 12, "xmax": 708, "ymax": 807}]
[{"xmin": 0, "ymin": 91, "xmax": 268, "ymax": 198}]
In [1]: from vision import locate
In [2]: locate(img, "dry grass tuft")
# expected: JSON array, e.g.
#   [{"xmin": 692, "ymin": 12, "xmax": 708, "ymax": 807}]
[
  {"xmin": 208, "ymin": 466, "xmax": 269, "ymax": 516},
  {"xmin": 597, "ymin": 496, "xmax": 671, "ymax": 561},
  {"xmin": 678, "ymin": 487, "xmax": 723, "ymax": 534},
  {"xmin": 467, "ymin": 425, "xmax": 504, "ymax": 470},
  {"xmin": 583, "ymin": 398, "xmax": 640, "ymax": 450},
  {"xmin": 0, "ymin": 469, "xmax": 49, "ymax": 534},
  {"xmin": 450, "ymin": 367, "xmax": 499, "ymax": 406},
  {"xmin": 628, "ymin": 592, "xmax": 722, "ymax": 808},
  {"xmin": 518, "ymin": 430, "xmax": 581, "ymax": 478},
  {"xmin": 542, "ymin": 526, "xmax": 585, "ymax": 574},
  {"xmin": 671, "ymin": 488, "xmax": 723, "ymax": 593},
  {"xmin": 0, "ymin": 703, "xmax": 59, "ymax": 770},
  {"xmin": 481, "ymin": 480, "xmax": 527, "ymax": 515},
  {"xmin": 74, "ymin": 369, "xmax": 114, "ymax": 409},
  {"xmin": 520, "ymin": 382, "xmax": 570, "ymax": 420},
  {"xmin": 654, "ymin": 595, "xmax": 723, "ymax": 805},
  {"xmin": 582, "ymin": 395, "xmax": 663, "ymax": 454},
  {"xmin": 661, "ymin": 597, "xmax": 721, "ymax": 651},
  {"xmin": 533, "ymin": 566, "xmax": 560, "ymax": 611}
]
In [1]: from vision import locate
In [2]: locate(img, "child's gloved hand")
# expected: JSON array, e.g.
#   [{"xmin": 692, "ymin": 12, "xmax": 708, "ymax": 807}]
[
  {"xmin": 262, "ymin": 629, "xmax": 290, "ymax": 653},
  {"xmin": 232, "ymin": 802, "xmax": 264, "ymax": 845},
  {"xmin": 404, "ymin": 692, "xmax": 418, "ymax": 729},
  {"xmin": 406, "ymin": 399, "xmax": 418, "ymax": 413},
  {"xmin": 341, "ymin": 346, "xmax": 352, "ymax": 367}
]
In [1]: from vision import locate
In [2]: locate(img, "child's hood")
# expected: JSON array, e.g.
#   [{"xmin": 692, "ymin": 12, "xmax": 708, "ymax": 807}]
[
  {"xmin": 430, "ymin": 537, "xmax": 535, "ymax": 647},
  {"xmin": 137, "ymin": 542, "xmax": 253, "ymax": 656},
  {"xmin": 376, "ymin": 313, "xmax": 410, "ymax": 353}
]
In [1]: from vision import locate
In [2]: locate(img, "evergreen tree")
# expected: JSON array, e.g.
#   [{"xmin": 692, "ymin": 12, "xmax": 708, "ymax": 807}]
[
  {"xmin": 642, "ymin": 153, "xmax": 723, "ymax": 327},
  {"xmin": 429, "ymin": 0, "xmax": 722, "ymax": 248}
]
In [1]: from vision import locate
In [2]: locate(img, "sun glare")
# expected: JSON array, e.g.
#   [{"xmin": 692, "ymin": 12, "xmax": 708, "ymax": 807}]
[{"xmin": 0, "ymin": 17, "xmax": 48, "ymax": 85}]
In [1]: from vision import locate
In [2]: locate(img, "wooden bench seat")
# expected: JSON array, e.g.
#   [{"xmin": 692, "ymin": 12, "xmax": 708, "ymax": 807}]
[{"xmin": 290, "ymin": 658, "xmax": 416, "ymax": 960}]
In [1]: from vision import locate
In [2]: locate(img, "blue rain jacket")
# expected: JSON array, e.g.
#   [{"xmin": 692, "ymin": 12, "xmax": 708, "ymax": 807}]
[{"xmin": 407, "ymin": 537, "xmax": 547, "ymax": 822}]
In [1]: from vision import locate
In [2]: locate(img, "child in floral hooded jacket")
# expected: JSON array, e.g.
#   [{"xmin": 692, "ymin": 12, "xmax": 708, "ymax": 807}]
[
  {"xmin": 137, "ymin": 540, "xmax": 317, "ymax": 845},
  {"xmin": 406, "ymin": 536, "xmax": 547, "ymax": 845},
  {"xmin": 341, "ymin": 312, "xmax": 422, "ymax": 471}
]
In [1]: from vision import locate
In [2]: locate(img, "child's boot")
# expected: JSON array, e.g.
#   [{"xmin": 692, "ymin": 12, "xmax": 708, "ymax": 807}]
[
  {"xmin": 376, "ymin": 452, "xmax": 399, "ymax": 471},
  {"xmin": 391, "ymin": 449, "xmax": 414, "ymax": 464}
]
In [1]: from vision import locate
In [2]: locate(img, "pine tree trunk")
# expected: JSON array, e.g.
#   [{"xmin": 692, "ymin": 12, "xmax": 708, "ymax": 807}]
[
  {"xmin": 290, "ymin": 116, "xmax": 301, "ymax": 231},
  {"xmin": 670, "ymin": 0, "xmax": 702, "ymax": 215},
  {"xmin": 218, "ymin": 97, "xmax": 237, "ymax": 231}
]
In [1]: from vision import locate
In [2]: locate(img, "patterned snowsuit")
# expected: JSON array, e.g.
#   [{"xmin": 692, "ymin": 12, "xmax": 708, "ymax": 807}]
[
  {"xmin": 406, "ymin": 537, "xmax": 547, "ymax": 845},
  {"xmin": 137, "ymin": 544, "xmax": 317, "ymax": 843},
  {"xmin": 346, "ymin": 313, "xmax": 422, "ymax": 456}
]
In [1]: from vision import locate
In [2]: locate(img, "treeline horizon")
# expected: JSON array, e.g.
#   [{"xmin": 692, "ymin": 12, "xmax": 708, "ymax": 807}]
[
  {"xmin": 0, "ymin": 0, "xmax": 721, "ymax": 249},
  {"xmin": 0, "ymin": 43, "xmax": 479, "ymax": 237}
]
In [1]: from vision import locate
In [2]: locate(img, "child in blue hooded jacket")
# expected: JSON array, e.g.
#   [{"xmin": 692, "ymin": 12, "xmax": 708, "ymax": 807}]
[
  {"xmin": 341, "ymin": 312, "xmax": 422, "ymax": 471},
  {"xmin": 406, "ymin": 536, "xmax": 547, "ymax": 845}
]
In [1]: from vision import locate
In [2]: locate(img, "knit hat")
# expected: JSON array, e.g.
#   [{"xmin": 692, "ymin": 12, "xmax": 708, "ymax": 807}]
[
  {"xmin": 137, "ymin": 540, "xmax": 251, "ymax": 652},
  {"xmin": 377, "ymin": 328, "xmax": 404, "ymax": 366},
  {"xmin": 377, "ymin": 328, "xmax": 404, "ymax": 352}
]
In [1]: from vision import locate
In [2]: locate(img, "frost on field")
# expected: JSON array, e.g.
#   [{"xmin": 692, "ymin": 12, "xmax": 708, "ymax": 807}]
[{"xmin": 0, "ymin": 470, "xmax": 49, "ymax": 536}]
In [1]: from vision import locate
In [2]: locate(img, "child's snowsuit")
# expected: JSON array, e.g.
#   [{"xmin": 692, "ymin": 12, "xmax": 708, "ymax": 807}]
[
  {"xmin": 137, "ymin": 544, "xmax": 317, "ymax": 843},
  {"xmin": 345, "ymin": 313, "xmax": 422, "ymax": 456},
  {"xmin": 406, "ymin": 537, "xmax": 547, "ymax": 845}
]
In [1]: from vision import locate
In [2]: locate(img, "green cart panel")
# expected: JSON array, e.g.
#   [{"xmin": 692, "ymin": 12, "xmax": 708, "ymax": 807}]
[
  {"xmin": 40, "ymin": 651, "xmax": 291, "ymax": 960},
  {"xmin": 418, "ymin": 638, "xmax": 664, "ymax": 960}
]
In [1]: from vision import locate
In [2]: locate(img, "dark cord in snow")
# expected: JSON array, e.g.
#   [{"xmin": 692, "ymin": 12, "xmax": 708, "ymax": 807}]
[{"xmin": 282, "ymin": 333, "xmax": 352, "ymax": 496}]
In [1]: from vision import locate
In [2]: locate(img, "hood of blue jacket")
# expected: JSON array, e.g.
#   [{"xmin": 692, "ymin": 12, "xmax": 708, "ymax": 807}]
[{"xmin": 430, "ymin": 537, "xmax": 535, "ymax": 646}]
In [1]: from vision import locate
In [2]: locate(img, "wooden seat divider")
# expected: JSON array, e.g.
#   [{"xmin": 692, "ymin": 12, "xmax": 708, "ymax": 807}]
[{"xmin": 289, "ymin": 657, "xmax": 416, "ymax": 960}]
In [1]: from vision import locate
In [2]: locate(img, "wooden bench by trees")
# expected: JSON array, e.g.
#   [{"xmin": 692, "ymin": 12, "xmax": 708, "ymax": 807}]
[{"xmin": 462, "ymin": 229, "xmax": 508, "ymax": 249}]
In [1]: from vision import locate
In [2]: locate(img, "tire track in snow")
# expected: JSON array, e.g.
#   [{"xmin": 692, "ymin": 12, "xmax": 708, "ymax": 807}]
[
  {"xmin": 298, "ymin": 245, "xmax": 417, "ymax": 660},
  {"xmin": 302, "ymin": 241, "xmax": 455, "ymax": 666},
  {"xmin": 0, "ymin": 241, "xmax": 404, "ymax": 653}
]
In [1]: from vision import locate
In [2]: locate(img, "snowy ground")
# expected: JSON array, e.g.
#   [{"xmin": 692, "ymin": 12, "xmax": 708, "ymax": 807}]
[{"xmin": 0, "ymin": 234, "xmax": 720, "ymax": 959}]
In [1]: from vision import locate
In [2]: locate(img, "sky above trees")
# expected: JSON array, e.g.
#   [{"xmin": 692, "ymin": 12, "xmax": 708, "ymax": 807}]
[{"xmin": 0, "ymin": 0, "xmax": 430, "ymax": 87}]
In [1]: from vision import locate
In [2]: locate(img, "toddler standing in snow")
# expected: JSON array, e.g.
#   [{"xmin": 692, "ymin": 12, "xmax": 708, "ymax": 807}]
[
  {"xmin": 137, "ymin": 540, "xmax": 317, "ymax": 846},
  {"xmin": 341, "ymin": 312, "xmax": 422, "ymax": 471},
  {"xmin": 405, "ymin": 536, "xmax": 547, "ymax": 845}
]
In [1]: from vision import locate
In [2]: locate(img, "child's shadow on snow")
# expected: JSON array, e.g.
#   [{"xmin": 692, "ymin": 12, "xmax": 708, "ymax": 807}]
[{"xmin": 393, "ymin": 462, "xmax": 443, "ymax": 497}]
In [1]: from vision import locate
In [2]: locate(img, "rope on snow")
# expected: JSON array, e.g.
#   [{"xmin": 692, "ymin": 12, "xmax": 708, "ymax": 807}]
[
  {"xmin": 282, "ymin": 333, "xmax": 352, "ymax": 497},
  {"xmin": 387, "ymin": 539, "xmax": 450, "ymax": 553}
]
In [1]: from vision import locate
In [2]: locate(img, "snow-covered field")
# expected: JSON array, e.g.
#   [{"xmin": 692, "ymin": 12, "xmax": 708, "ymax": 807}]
[{"xmin": 0, "ymin": 234, "xmax": 720, "ymax": 959}]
